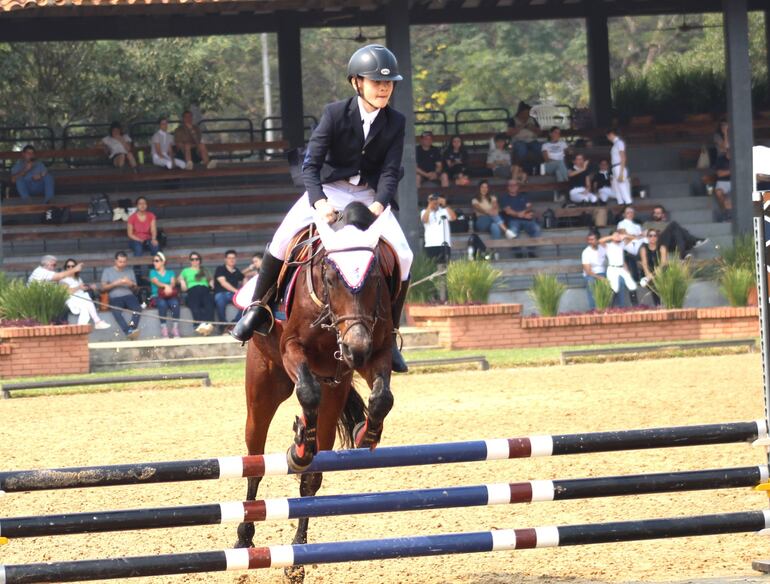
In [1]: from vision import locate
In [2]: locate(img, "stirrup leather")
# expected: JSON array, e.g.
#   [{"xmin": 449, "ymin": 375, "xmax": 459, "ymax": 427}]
[{"xmin": 248, "ymin": 300, "xmax": 275, "ymax": 336}]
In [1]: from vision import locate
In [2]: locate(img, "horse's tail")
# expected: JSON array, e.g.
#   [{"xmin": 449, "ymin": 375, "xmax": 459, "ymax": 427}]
[{"xmin": 337, "ymin": 382, "xmax": 368, "ymax": 448}]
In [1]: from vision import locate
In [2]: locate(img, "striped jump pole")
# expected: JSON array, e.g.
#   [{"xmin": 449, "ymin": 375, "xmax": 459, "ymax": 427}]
[
  {"xmin": 1, "ymin": 510, "xmax": 768, "ymax": 583},
  {"xmin": 1, "ymin": 420, "xmax": 765, "ymax": 493},
  {"xmin": 1, "ymin": 465, "xmax": 767, "ymax": 539}
]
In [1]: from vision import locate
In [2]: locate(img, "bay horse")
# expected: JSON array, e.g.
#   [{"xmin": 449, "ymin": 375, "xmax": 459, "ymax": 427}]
[{"xmin": 234, "ymin": 203, "xmax": 399, "ymax": 583}]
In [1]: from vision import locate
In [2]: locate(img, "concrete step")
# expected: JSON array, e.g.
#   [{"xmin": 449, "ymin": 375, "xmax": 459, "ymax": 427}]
[{"xmin": 635, "ymin": 169, "xmax": 703, "ymax": 185}]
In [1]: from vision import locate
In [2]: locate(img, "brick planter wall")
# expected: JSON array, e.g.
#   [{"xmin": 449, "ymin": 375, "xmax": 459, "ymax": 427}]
[
  {"xmin": 0, "ymin": 325, "xmax": 91, "ymax": 379},
  {"xmin": 408, "ymin": 304, "xmax": 758, "ymax": 350}
]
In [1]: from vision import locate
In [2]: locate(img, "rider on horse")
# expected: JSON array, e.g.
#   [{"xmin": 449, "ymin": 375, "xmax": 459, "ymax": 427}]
[{"xmin": 231, "ymin": 44, "xmax": 413, "ymax": 372}]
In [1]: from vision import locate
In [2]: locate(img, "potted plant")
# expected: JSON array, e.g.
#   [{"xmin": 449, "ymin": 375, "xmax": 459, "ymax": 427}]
[
  {"xmin": 591, "ymin": 278, "xmax": 615, "ymax": 312},
  {"xmin": 529, "ymin": 273, "xmax": 566, "ymax": 317},
  {"xmin": 650, "ymin": 257, "xmax": 693, "ymax": 309},
  {"xmin": 446, "ymin": 259, "xmax": 501, "ymax": 304}
]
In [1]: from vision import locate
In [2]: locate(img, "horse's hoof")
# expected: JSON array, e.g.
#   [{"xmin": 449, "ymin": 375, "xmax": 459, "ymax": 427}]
[
  {"xmin": 353, "ymin": 420, "xmax": 381, "ymax": 450},
  {"xmin": 284, "ymin": 564, "xmax": 305, "ymax": 583},
  {"xmin": 286, "ymin": 446, "xmax": 314, "ymax": 473}
]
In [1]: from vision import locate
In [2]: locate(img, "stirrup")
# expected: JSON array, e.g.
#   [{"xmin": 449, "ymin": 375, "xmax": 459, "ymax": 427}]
[{"xmin": 249, "ymin": 301, "xmax": 275, "ymax": 337}]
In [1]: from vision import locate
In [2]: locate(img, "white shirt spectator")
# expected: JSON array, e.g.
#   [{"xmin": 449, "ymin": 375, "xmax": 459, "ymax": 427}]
[
  {"xmin": 610, "ymin": 137, "xmax": 626, "ymax": 167},
  {"xmin": 487, "ymin": 141, "xmax": 510, "ymax": 166},
  {"xmin": 102, "ymin": 134, "xmax": 132, "ymax": 157},
  {"xmin": 151, "ymin": 130, "xmax": 174, "ymax": 156},
  {"xmin": 423, "ymin": 207, "xmax": 451, "ymax": 248},
  {"xmin": 618, "ymin": 218, "xmax": 645, "ymax": 254},
  {"xmin": 581, "ymin": 245, "xmax": 606, "ymax": 277},
  {"xmin": 541, "ymin": 139, "xmax": 567, "ymax": 162},
  {"xmin": 28, "ymin": 266, "xmax": 55, "ymax": 283},
  {"xmin": 605, "ymin": 241, "xmax": 626, "ymax": 267},
  {"xmin": 61, "ymin": 276, "xmax": 90, "ymax": 301}
]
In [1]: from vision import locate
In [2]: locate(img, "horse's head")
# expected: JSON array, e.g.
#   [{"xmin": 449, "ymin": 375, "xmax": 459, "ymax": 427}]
[{"xmin": 315, "ymin": 203, "xmax": 389, "ymax": 370}]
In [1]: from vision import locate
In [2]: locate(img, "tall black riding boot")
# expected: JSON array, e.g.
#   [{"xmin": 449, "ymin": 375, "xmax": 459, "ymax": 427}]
[
  {"xmin": 230, "ymin": 252, "xmax": 284, "ymax": 342},
  {"xmin": 391, "ymin": 277, "xmax": 410, "ymax": 373},
  {"xmin": 629, "ymin": 290, "xmax": 639, "ymax": 307}
]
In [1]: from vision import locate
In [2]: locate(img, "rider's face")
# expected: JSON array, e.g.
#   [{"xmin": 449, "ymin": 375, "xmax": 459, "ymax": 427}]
[{"xmin": 355, "ymin": 78, "xmax": 393, "ymax": 110}]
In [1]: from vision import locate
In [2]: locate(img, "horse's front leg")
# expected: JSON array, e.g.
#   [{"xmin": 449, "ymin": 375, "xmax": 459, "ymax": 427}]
[
  {"xmin": 283, "ymin": 340, "xmax": 321, "ymax": 472},
  {"xmin": 355, "ymin": 353, "xmax": 394, "ymax": 449}
]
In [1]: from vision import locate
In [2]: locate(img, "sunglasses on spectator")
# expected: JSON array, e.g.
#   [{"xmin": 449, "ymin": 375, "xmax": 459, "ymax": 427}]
[
  {"xmin": 64, "ymin": 263, "xmax": 75, "ymax": 268},
  {"xmin": 190, "ymin": 257, "xmax": 201, "ymax": 261},
  {"xmin": 153, "ymin": 258, "xmax": 163, "ymax": 263},
  {"xmin": 648, "ymin": 233, "xmax": 658, "ymax": 237}
]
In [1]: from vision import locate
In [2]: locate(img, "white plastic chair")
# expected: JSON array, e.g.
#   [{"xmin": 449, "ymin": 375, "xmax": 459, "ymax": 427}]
[{"xmin": 530, "ymin": 104, "xmax": 573, "ymax": 130}]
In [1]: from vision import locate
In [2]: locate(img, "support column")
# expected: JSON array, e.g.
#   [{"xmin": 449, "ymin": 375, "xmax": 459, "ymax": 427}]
[
  {"xmin": 765, "ymin": 10, "xmax": 770, "ymax": 95},
  {"xmin": 724, "ymin": 0, "xmax": 754, "ymax": 235},
  {"xmin": 276, "ymin": 15, "xmax": 304, "ymax": 148},
  {"xmin": 386, "ymin": 1, "xmax": 420, "ymax": 256},
  {"xmin": 586, "ymin": 4, "xmax": 612, "ymax": 128}
]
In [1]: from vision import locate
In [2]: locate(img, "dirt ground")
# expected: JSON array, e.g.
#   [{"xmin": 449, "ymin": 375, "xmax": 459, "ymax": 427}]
[{"xmin": 2, "ymin": 354, "xmax": 770, "ymax": 584}]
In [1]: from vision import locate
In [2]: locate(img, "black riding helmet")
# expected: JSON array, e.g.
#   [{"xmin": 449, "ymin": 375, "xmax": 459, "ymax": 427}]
[{"xmin": 347, "ymin": 44, "xmax": 403, "ymax": 82}]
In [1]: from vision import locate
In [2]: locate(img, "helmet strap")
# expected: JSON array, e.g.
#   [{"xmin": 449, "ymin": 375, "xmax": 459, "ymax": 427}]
[{"xmin": 354, "ymin": 76, "xmax": 381, "ymax": 112}]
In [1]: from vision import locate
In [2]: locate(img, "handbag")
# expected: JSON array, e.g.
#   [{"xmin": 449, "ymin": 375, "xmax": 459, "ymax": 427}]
[
  {"xmin": 158, "ymin": 285, "xmax": 178, "ymax": 300},
  {"xmin": 696, "ymin": 146, "xmax": 710, "ymax": 170}
]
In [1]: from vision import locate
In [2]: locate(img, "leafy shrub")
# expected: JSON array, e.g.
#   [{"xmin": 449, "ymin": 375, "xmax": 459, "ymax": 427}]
[
  {"xmin": 529, "ymin": 273, "xmax": 566, "ymax": 317},
  {"xmin": 650, "ymin": 257, "xmax": 692, "ymax": 309},
  {"xmin": 591, "ymin": 278, "xmax": 615, "ymax": 312},
  {"xmin": 446, "ymin": 260, "xmax": 501, "ymax": 304},
  {"xmin": 720, "ymin": 265, "xmax": 755, "ymax": 307},
  {"xmin": 406, "ymin": 253, "xmax": 438, "ymax": 304},
  {"xmin": 720, "ymin": 233, "xmax": 755, "ymax": 275},
  {"xmin": 0, "ymin": 271, "xmax": 10, "ymax": 296},
  {"xmin": 0, "ymin": 279, "xmax": 69, "ymax": 324}
]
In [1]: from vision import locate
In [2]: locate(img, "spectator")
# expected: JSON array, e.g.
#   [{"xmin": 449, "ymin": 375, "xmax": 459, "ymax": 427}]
[
  {"xmin": 421, "ymin": 193, "xmax": 456, "ymax": 262},
  {"xmin": 499, "ymin": 179, "xmax": 541, "ymax": 257},
  {"xmin": 11, "ymin": 145, "xmax": 55, "ymax": 204},
  {"xmin": 101, "ymin": 251, "xmax": 142, "ymax": 339},
  {"xmin": 486, "ymin": 133, "xmax": 512, "ymax": 179},
  {"xmin": 471, "ymin": 180, "xmax": 515, "ymax": 240},
  {"xmin": 639, "ymin": 228, "xmax": 666, "ymax": 307},
  {"xmin": 713, "ymin": 119, "xmax": 729, "ymax": 160},
  {"xmin": 179, "ymin": 252, "xmax": 215, "ymax": 336},
  {"xmin": 149, "ymin": 251, "xmax": 181, "ymax": 339},
  {"xmin": 213, "ymin": 249, "xmax": 244, "ymax": 334},
  {"xmin": 102, "ymin": 122, "xmax": 137, "ymax": 171},
  {"xmin": 599, "ymin": 230, "xmax": 639, "ymax": 307},
  {"xmin": 151, "ymin": 116, "xmax": 186, "ymax": 170},
  {"xmin": 174, "ymin": 110, "xmax": 215, "ymax": 170},
  {"xmin": 28, "ymin": 255, "xmax": 82, "ymax": 284},
  {"xmin": 617, "ymin": 206, "xmax": 645, "ymax": 281},
  {"xmin": 541, "ymin": 127, "xmax": 569, "ymax": 186},
  {"xmin": 61, "ymin": 258, "xmax": 110, "ymax": 329},
  {"xmin": 607, "ymin": 128, "xmax": 632, "ymax": 205},
  {"xmin": 568, "ymin": 153, "xmax": 597, "ymax": 204},
  {"xmin": 507, "ymin": 101, "xmax": 541, "ymax": 171},
  {"xmin": 644, "ymin": 205, "xmax": 708, "ymax": 260},
  {"xmin": 242, "ymin": 252, "xmax": 264, "ymax": 282},
  {"xmin": 714, "ymin": 149, "xmax": 733, "ymax": 221},
  {"xmin": 127, "ymin": 196, "xmax": 160, "ymax": 257},
  {"xmin": 592, "ymin": 159, "xmax": 614, "ymax": 205},
  {"xmin": 441, "ymin": 135, "xmax": 469, "ymax": 186},
  {"xmin": 581, "ymin": 231, "xmax": 607, "ymax": 310},
  {"xmin": 415, "ymin": 131, "xmax": 443, "ymax": 187},
  {"xmin": 511, "ymin": 164, "xmax": 529, "ymax": 184}
]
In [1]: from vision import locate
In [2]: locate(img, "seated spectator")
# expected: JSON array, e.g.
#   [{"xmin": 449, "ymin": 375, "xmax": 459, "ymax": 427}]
[
  {"xmin": 568, "ymin": 153, "xmax": 597, "ymax": 204},
  {"xmin": 714, "ymin": 150, "xmax": 733, "ymax": 221},
  {"xmin": 11, "ymin": 145, "xmax": 55, "ymax": 204},
  {"xmin": 499, "ymin": 179, "xmax": 540, "ymax": 257},
  {"xmin": 101, "ymin": 251, "xmax": 142, "ymax": 339},
  {"xmin": 713, "ymin": 119, "xmax": 729, "ymax": 164},
  {"xmin": 174, "ymin": 110, "xmax": 215, "ymax": 170},
  {"xmin": 150, "ymin": 252, "xmax": 180, "ymax": 339},
  {"xmin": 242, "ymin": 252, "xmax": 263, "ymax": 282},
  {"xmin": 441, "ymin": 135, "xmax": 469, "ymax": 186},
  {"xmin": 179, "ymin": 252, "xmax": 215, "ymax": 336},
  {"xmin": 152, "ymin": 116, "xmax": 186, "ymax": 170},
  {"xmin": 127, "ymin": 196, "xmax": 160, "ymax": 257},
  {"xmin": 617, "ymin": 206, "xmax": 645, "ymax": 280},
  {"xmin": 61, "ymin": 258, "xmax": 110, "ymax": 329},
  {"xmin": 28, "ymin": 255, "xmax": 82, "ymax": 284},
  {"xmin": 639, "ymin": 228, "xmax": 666, "ymax": 307},
  {"xmin": 511, "ymin": 164, "xmax": 528, "ymax": 184},
  {"xmin": 214, "ymin": 249, "xmax": 244, "ymax": 334},
  {"xmin": 507, "ymin": 101, "xmax": 541, "ymax": 172},
  {"xmin": 581, "ymin": 231, "xmax": 607, "ymax": 310},
  {"xmin": 102, "ymin": 122, "xmax": 137, "ymax": 171},
  {"xmin": 592, "ymin": 159, "xmax": 614, "ymax": 205},
  {"xmin": 643, "ymin": 205, "xmax": 708, "ymax": 260},
  {"xmin": 421, "ymin": 193, "xmax": 456, "ymax": 263},
  {"xmin": 471, "ymin": 180, "xmax": 515, "ymax": 240},
  {"xmin": 415, "ymin": 131, "xmax": 443, "ymax": 187},
  {"xmin": 487, "ymin": 133, "xmax": 512, "ymax": 179},
  {"xmin": 599, "ymin": 230, "xmax": 639, "ymax": 307},
  {"xmin": 541, "ymin": 127, "xmax": 569, "ymax": 186},
  {"xmin": 607, "ymin": 128, "xmax": 632, "ymax": 205}
]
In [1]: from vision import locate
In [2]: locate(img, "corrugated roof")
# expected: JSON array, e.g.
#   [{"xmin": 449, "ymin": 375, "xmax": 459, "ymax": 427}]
[{"xmin": 0, "ymin": 0, "xmax": 228, "ymax": 11}]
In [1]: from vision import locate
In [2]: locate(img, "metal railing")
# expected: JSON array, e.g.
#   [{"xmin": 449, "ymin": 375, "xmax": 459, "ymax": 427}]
[
  {"xmin": 61, "ymin": 122, "xmax": 112, "ymax": 166},
  {"xmin": 414, "ymin": 110, "xmax": 448, "ymax": 136},
  {"xmin": 454, "ymin": 107, "xmax": 511, "ymax": 137},
  {"xmin": 0, "ymin": 126, "xmax": 57, "ymax": 169}
]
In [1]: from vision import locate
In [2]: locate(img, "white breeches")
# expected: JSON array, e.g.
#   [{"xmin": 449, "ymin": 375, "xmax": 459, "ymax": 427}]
[
  {"xmin": 610, "ymin": 171, "xmax": 632, "ymax": 205},
  {"xmin": 597, "ymin": 186, "xmax": 614, "ymax": 203},
  {"xmin": 606, "ymin": 266, "xmax": 637, "ymax": 293},
  {"xmin": 67, "ymin": 295, "xmax": 100, "ymax": 325},
  {"xmin": 569, "ymin": 187, "xmax": 597, "ymax": 204},
  {"xmin": 268, "ymin": 181, "xmax": 413, "ymax": 281},
  {"xmin": 152, "ymin": 153, "xmax": 187, "ymax": 170}
]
